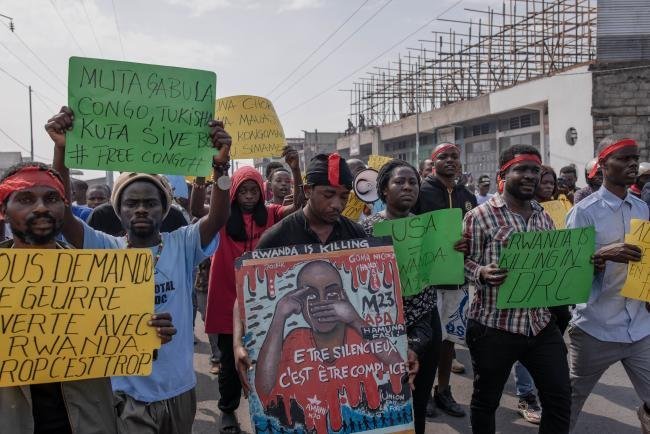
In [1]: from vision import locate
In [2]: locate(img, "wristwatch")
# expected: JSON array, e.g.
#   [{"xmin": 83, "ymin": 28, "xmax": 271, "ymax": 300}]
[
  {"xmin": 216, "ymin": 175, "xmax": 232, "ymax": 191},
  {"xmin": 212, "ymin": 159, "xmax": 231, "ymax": 190}
]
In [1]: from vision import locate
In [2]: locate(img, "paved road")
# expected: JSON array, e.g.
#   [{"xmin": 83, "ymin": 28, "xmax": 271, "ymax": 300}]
[{"xmin": 191, "ymin": 317, "xmax": 642, "ymax": 433}]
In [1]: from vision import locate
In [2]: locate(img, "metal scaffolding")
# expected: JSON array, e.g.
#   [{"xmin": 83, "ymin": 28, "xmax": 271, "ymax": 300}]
[{"xmin": 345, "ymin": 0, "xmax": 596, "ymax": 130}]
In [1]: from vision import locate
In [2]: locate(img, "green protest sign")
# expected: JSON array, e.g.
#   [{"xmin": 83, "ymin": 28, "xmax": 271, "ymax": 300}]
[
  {"xmin": 66, "ymin": 57, "xmax": 217, "ymax": 176},
  {"xmin": 496, "ymin": 227, "xmax": 595, "ymax": 309},
  {"xmin": 373, "ymin": 209, "xmax": 464, "ymax": 296}
]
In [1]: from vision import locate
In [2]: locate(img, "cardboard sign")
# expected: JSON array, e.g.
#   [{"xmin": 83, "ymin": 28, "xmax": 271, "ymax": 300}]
[
  {"xmin": 216, "ymin": 95, "xmax": 285, "ymax": 159},
  {"xmin": 621, "ymin": 219, "xmax": 650, "ymax": 302},
  {"xmin": 0, "ymin": 249, "xmax": 160, "ymax": 387},
  {"xmin": 66, "ymin": 57, "xmax": 217, "ymax": 176},
  {"xmin": 341, "ymin": 191, "xmax": 366, "ymax": 221},
  {"xmin": 543, "ymin": 199, "xmax": 572, "ymax": 229},
  {"xmin": 496, "ymin": 227, "xmax": 595, "ymax": 308},
  {"xmin": 236, "ymin": 240, "xmax": 414, "ymax": 434},
  {"xmin": 373, "ymin": 209, "xmax": 464, "ymax": 296},
  {"xmin": 368, "ymin": 155, "xmax": 392, "ymax": 171}
]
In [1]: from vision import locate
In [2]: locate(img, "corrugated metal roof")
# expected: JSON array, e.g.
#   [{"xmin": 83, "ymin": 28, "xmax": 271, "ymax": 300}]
[{"xmin": 598, "ymin": 0, "xmax": 650, "ymax": 61}]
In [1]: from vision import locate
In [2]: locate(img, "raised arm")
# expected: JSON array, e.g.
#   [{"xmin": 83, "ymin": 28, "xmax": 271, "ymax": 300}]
[
  {"xmin": 281, "ymin": 146, "xmax": 305, "ymax": 218},
  {"xmin": 47, "ymin": 107, "xmax": 85, "ymax": 248},
  {"xmin": 189, "ymin": 177, "xmax": 209, "ymax": 218},
  {"xmin": 197, "ymin": 120, "xmax": 231, "ymax": 248}
]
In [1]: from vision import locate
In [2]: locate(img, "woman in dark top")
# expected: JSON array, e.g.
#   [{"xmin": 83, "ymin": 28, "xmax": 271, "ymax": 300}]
[{"xmin": 361, "ymin": 159, "xmax": 444, "ymax": 434}]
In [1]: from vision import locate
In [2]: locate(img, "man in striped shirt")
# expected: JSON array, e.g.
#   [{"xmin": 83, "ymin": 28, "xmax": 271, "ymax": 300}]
[{"xmin": 462, "ymin": 144, "xmax": 571, "ymax": 434}]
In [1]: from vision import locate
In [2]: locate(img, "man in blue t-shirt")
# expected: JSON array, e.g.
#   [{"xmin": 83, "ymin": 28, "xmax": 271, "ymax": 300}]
[{"xmin": 47, "ymin": 106, "xmax": 232, "ymax": 433}]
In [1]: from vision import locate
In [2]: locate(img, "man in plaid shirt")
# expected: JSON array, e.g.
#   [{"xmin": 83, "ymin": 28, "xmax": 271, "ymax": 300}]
[{"xmin": 463, "ymin": 144, "xmax": 571, "ymax": 434}]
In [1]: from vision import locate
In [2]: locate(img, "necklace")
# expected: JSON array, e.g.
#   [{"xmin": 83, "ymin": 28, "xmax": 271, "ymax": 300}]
[{"xmin": 126, "ymin": 236, "xmax": 164, "ymax": 269}]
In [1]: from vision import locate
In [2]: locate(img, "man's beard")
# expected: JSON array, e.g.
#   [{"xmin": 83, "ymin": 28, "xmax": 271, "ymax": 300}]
[
  {"xmin": 505, "ymin": 183, "xmax": 536, "ymax": 200},
  {"xmin": 10, "ymin": 214, "xmax": 62, "ymax": 245}
]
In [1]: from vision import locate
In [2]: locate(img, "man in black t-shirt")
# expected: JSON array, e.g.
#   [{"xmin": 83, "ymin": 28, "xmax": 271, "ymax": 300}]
[
  {"xmin": 257, "ymin": 153, "xmax": 365, "ymax": 249},
  {"xmin": 87, "ymin": 201, "xmax": 188, "ymax": 236}
]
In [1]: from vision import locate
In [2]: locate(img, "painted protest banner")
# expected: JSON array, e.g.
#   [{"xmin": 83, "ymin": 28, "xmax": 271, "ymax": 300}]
[
  {"xmin": 621, "ymin": 219, "xmax": 650, "ymax": 302},
  {"xmin": 66, "ymin": 57, "xmax": 216, "ymax": 176},
  {"xmin": 0, "ymin": 249, "xmax": 160, "ymax": 387},
  {"xmin": 496, "ymin": 227, "xmax": 595, "ymax": 309},
  {"xmin": 543, "ymin": 199, "xmax": 572, "ymax": 229},
  {"xmin": 341, "ymin": 192, "xmax": 366, "ymax": 221},
  {"xmin": 372, "ymin": 209, "xmax": 464, "ymax": 296},
  {"xmin": 216, "ymin": 95, "xmax": 286, "ymax": 159},
  {"xmin": 236, "ymin": 239, "xmax": 414, "ymax": 434},
  {"xmin": 368, "ymin": 155, "xmax": 392, "ymax": 171}
]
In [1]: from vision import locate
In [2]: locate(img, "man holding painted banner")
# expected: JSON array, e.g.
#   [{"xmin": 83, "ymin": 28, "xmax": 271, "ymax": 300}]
[
  {"xmin": 47, "ymin": 106, "xmax": 230, "ymax": 434},
  {"xmin": 414, "ymin": 142, "xmax": 476, "ymax": 418},
  {"xmin": 463, "ymin": 145, "xmax": 571, "ymax": 434},
  {"xmin": 566, "ymin": 136, "xmax": 650, "ymax": 433},
  {"xmin": 0, "ymin": 162, "xmax": 176, "ymax": 434}
]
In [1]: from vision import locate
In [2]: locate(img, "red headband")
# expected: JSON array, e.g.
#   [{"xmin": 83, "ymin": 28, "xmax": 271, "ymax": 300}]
[
  {"xmin": 0, "ymin": 166, "xmax": 67, "ymax": 205},
  {"xmin": 431, "ymin": 143, "xmax": 459, "ymax": 161},
  {"xmin": 327, "ymin": 153, "xmax": 341, "ymax": 187},
  {"xmin": 588, "ymin": 138, "xmax": 637, "ymax": 178},
  {"xmin": 497, "ymin": 154, "xmax": 543, "ymax": 193}
]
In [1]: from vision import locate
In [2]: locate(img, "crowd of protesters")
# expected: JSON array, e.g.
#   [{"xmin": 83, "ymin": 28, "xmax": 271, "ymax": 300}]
[{"xmin": 0, "ymin": 104, "xmax": 648, "ymax": 434}]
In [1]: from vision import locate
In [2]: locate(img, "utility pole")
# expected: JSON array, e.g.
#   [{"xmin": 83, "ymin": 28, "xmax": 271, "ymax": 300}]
[
  {"xmin": 28, "ymin": 85, "xmax": 33, "ymax": 161},
  {"xmin": 415, "ymin": 59, "xmax": 421, "ymax": 166}
]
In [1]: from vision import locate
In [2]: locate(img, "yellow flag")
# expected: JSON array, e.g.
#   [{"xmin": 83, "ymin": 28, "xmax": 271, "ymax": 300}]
[
  {"xmin": 216, "ymin": 95, "xmax": 285, "ymax": 159},
  {"xmin": 621, "ymin": 219, "xmax": 650, "ymax": 302},
  {"xmin": 543, "ymin": 199, "xmax": 572, "ymax": 229},
  {"xmin": 0, "ymin": 249, "xmax": 160, "ymax": 387}
]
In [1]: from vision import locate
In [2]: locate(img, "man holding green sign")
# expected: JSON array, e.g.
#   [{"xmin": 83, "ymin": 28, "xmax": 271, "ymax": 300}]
[
  {"xmin": 463, "ymin": 144, "xmax": 571, "ymax": 434},
  {"xmin": 66, "ymin": 57, "xmax": 217, "ymax": 176}
]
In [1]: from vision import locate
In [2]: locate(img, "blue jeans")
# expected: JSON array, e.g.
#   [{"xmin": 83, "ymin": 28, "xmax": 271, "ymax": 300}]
[{"xmin": 514, "ymin": 361, "xmax": 536, "ymax": 398}]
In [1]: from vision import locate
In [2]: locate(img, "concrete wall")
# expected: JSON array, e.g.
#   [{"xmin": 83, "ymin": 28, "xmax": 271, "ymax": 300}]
[
  {"xmin": 592, "ymin": 62, "xmax": 650, "ymax": 161},
  {"xmin": 489, "ymin": 65, "xmax": 594, "ymax": 183}
]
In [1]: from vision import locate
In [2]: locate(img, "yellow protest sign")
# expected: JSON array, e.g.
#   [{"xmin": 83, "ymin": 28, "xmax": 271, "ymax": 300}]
[
  {"xmin": 0, "ymin": 249, "xmax": 160, "ymax": 387},
  {"xmin": 216, "ymin": 95, "xmax": 286, "ymax": 159},
  {"xmin": 368, "ymin": 155, "xmax": 392, "ymax": 171},
  {"xmin": 342, "ymin": 191, "xmax": 366, "ymax": 221},
  {"xmin": 543, "ymin": 199, "xmax": 572, "ymax": 229},
  {"xmin": 621, "ymin": 219, "xmax": 650, "ymax": 302}
]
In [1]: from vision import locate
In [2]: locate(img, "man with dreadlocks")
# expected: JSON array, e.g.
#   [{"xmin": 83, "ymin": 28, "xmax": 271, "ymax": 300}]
[
  {"xmin": 47, "ymin": 106, "xmax": 230, "ymax": 434},
  {"xmin": 0, "ymin": 162, "xmax": 175, "ymax": 434}
]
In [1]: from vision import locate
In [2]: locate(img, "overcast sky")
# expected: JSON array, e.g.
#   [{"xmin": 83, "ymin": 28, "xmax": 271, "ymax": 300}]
[{"xmin": 0, "ymin": 0, "xmax": 500, "ymax": 177}]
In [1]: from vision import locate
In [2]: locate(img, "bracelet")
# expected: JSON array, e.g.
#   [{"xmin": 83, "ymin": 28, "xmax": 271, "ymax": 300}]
[{"xmin": 212, "ymin": 160, "xmax": 231, "ymax": 174}]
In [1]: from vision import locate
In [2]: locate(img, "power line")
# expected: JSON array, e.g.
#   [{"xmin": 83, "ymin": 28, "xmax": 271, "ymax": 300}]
[
  {"xmin": 111, "ymin": 0, "xmax": 126, "ymax": 59},
  {"xmin": 0, "ymin": 41, "xmax": 66, "ymax": 98},
  {"xmin": 0, "ymin": 64, "xmax": 27, "ymax": 87},
  {"xmin": 281, "ymin": 0, "xmax": 463, "ymax": 116},
  {"xmin": 0, "ymin": 126, "xmax": 49, "ymax": 162},
  {"xmin": 32, "ymin": 91, "xmax": 59, "ymax": 113},
  {"xmin": 81, "ymin": 0, "xmax": 105, "ymax": 57},
  {"xmin": 267, "ymin": 0, "xmax": 371, "ymax": 97},
  {"xmin": 2, "ymin": 22, "xmax": 66, "ymax": 87},
  {"xmin": 274, "ymin": 0, "xmax": 394, "ymax": 101},
  {"xmin": 0, "ymin": 64, "xmax": 59, "ymax": 111},
  {"xmin": 49, "ymin": 0, "xmax": 87, "ymax": 56}
]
